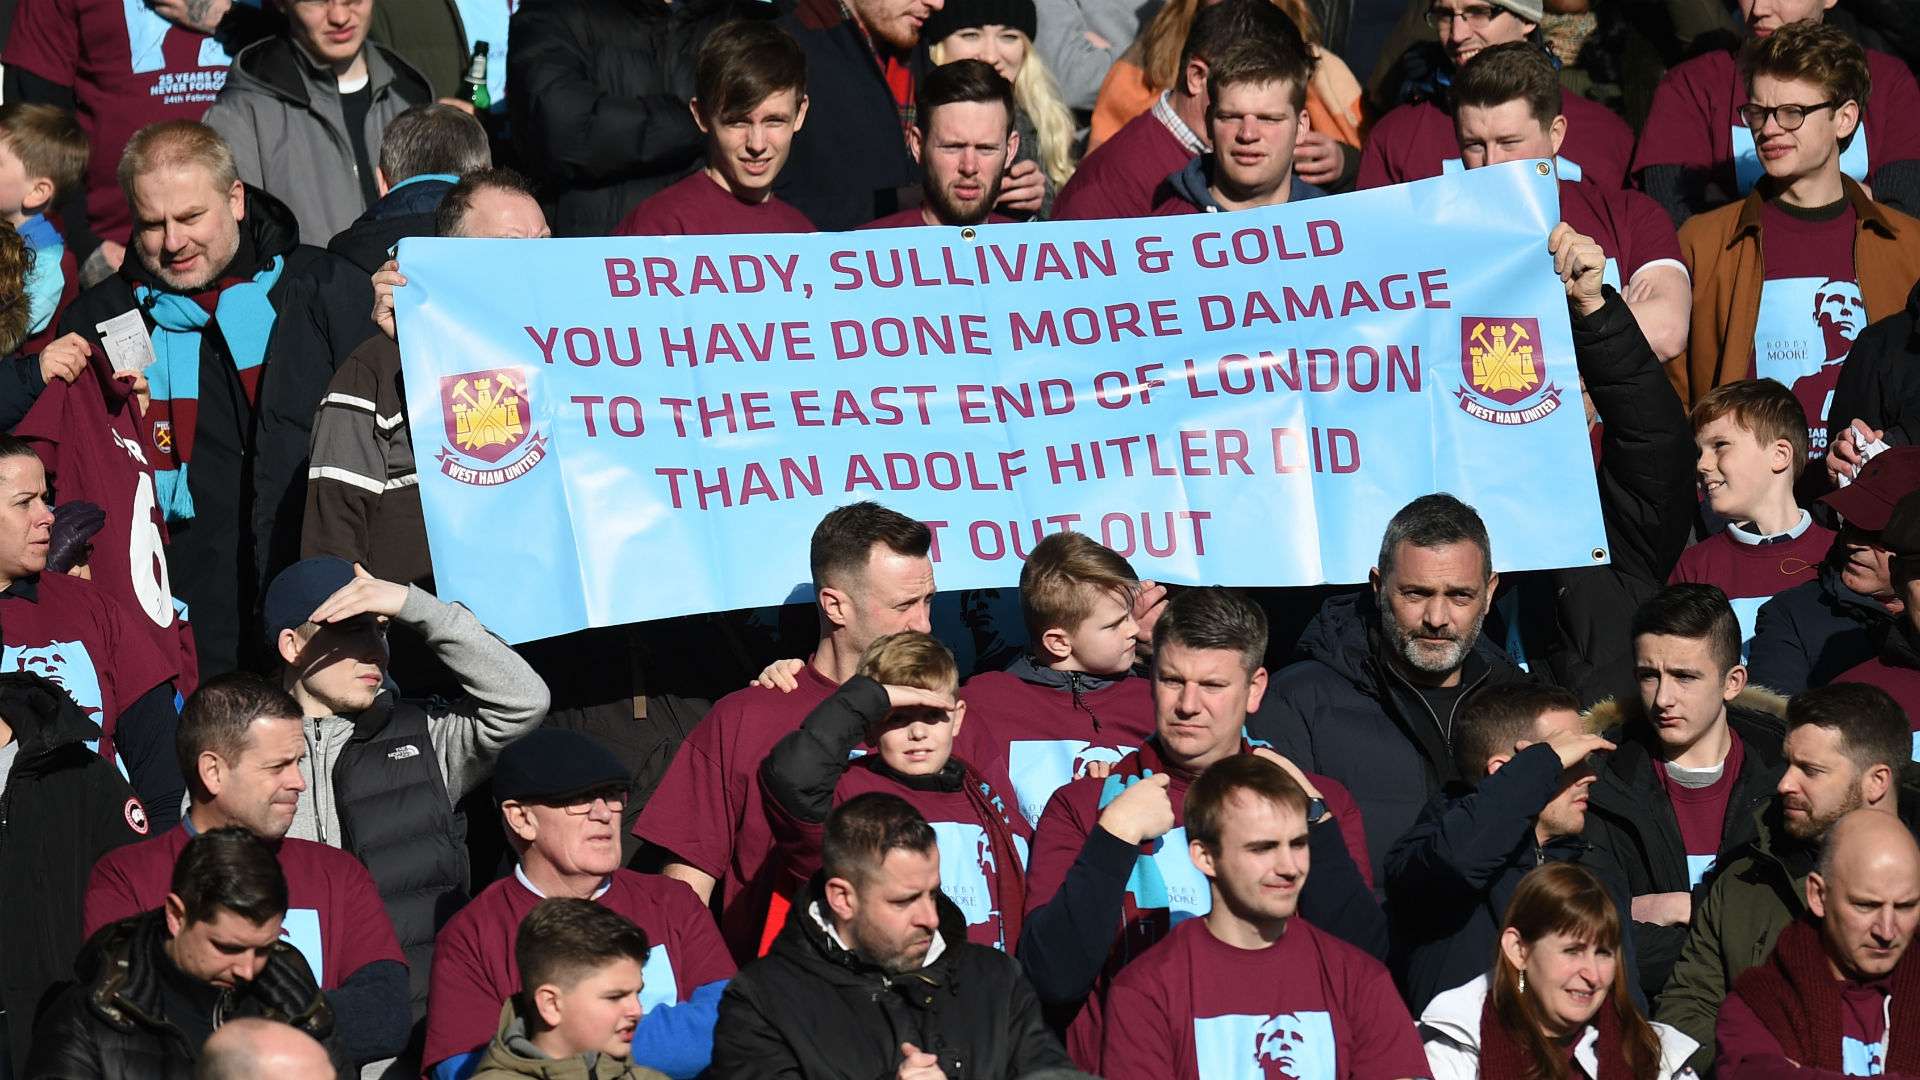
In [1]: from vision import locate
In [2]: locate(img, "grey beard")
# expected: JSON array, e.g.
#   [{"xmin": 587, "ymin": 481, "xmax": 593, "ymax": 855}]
[{"xmin": 1380, "ymin": 605, "xmax": 1485, "ymax": 677}]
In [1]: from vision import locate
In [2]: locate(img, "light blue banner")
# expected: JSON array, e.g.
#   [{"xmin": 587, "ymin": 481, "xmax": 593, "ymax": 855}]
[{"xmin": 395, "ymin": 160, "xmax": 1607, "ymax": 645}]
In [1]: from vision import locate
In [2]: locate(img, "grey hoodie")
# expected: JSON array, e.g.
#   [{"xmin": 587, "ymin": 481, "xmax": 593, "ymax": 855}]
[
  {"xmin": 289, "ymin": 586, "xmax": 549, "ymax": 847},
  {"xmin": 204, "ymin": 36, "xmax": 432, "ymax": 246}
]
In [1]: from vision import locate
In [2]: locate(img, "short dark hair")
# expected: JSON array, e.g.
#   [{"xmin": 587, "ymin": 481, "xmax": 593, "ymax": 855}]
[
  {"xmin": 915, "ymin": 59, "xmax": 1014, "ymax": 136},
  {"xmin": 516, "ymin": 898, "xmax": 651, "ymax": 1002},
  {"xmin": 695, "ymin": 20, "xmax": 808, "ymax": 123},
  {"xmin": 433, "ymin": 167, "xmax": 540, "ymax": 238},
  {"xmin": 1786, "ymin": 684, "xmax": 1910, "ymax": 776},
  {"xmin": 1377, "ymin": 493, "xmax": 1493, "ymax": 581},
  {"xmin": 1631, "ymin": 584, "xmax": 1743, "ymax": 677},
  {"xmin": 1452, "ymin": 41, "xmax": 1562, "ymax": 127},
  {"xmin": 177, "ymin": 673, "xmax": 301, "ymax": 795},
  {"xmin": 808, "ymin": 501, "xmax": 932, "ymax": 591},
  {"xmin": 1152, "ymin": 586, "xmax": 1268, "ymax": 673},
  {"xmin": 1205, "ymin": 36, "xmax": 1314, "ymax": 109},
  {"xmin": 171, "ymin": 826, "xmax": 289, "ymax": 926},
  {"xmin": 0, "ymin": 432, "xmax": 40, "ymax": 465},
  {"xmin": 821, "ymin": 792, "xmax": 937, "ymax": 887},
  {"xmin": 1743, "ymin": 19, "xmax": 1871, "ymax": 113},
  {"xmin": 1185, "ymin": 754, "xmax": 1309, "ymax": 849},
  {"xmin": 1181, "ymin": 0, "xmax": 1308, "ymax": 76},
  {"xmin": 377, "ymin": 104, "xmax": 490, "ymax": 185},
  {"xmin": 1453, "ymin": 682, "xmax": 1583, "ymax": 780}
]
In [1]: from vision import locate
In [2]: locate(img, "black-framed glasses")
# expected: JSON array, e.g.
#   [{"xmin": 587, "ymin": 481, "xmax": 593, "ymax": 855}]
[
  {"xmin": 1737, "ymin": 100, "xmax": 1841, "ymax": 132},
  {"xmin": 1424, "ymin": 4, "xmax": 1505, "ymax": 28}
]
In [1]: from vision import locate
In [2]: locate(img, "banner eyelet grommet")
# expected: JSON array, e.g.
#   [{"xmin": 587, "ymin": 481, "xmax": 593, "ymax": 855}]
[
  {"xmin": 1591, "ymin": 547, "xmax": 1607, "ymax": 561},
  {"xmin": 1536, "ymin": 161, "xmax": 1552, "ymax": 176},
  {"xmin": 961, "ymin": 227, "xmax": 977, "ymax": 241}
]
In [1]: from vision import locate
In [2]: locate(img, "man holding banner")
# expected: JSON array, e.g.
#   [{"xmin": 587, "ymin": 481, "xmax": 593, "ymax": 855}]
[{"xmin": 864, "ymin": 60, "xmax": 1019, "ymax": 230}]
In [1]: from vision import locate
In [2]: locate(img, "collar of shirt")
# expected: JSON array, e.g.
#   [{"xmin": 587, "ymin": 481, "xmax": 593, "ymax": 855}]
[
  {"xmin": 807, "ymin": 900, "xmax": 947, "ymax": 969},
  {"xmin": 1727, "ymin": 509, "xmax": 1813, "ymax": 546},
  {"xmin": 515, "ymin": 863, "xmax": 612, "ymax": 901},
  {"xmin": 1, "ymin": 576, "xmax": 40, "ymax": 602},
  {"xmin": 1152, "ymin": 91, "xmax": 1207, "ymax": 156}
]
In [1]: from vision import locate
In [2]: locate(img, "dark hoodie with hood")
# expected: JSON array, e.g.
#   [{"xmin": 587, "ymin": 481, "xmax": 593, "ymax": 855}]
[
  {"xmin": 710, "ymin": 876, "xmax": 1071, "ymax": 1080},
  {"xmin": 57, "ymin": 186, "xmax": 326, "ymax": 675},
  {"xmin": 1747, "ymin": 559, "xmax": 1896, "ymax": 697},
  {"xmin": 1582, "ymin": 687, "xmax": 1788, "ymax": 1000},
  {"xmin": 0, "ymin": 671, "xmax": 150, "ymax": 1073},
  {"xmin": 1248, "ymin": 589, "xmax": 1530, "ymax": 886},
  {"xmin": 1149, "ymin": 154, "xmax": 1325, "ymax": 215},
  {"xmin": 24, "ymin": 908, "xmax": 350, "ymax": 1079}
]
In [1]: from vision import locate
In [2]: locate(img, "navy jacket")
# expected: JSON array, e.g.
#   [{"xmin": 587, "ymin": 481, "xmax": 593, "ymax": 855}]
[
  {"xmin": 1385, "ymin": 742, "xmax": 1636, "ymax": 1014},
  {"xmin": 1747, "ymin": 561, "xmax": 1893, "ymax": 696},
  {"xmin": 1249, "ymin": 591, "xmax": 1530, "ymax": 885}
]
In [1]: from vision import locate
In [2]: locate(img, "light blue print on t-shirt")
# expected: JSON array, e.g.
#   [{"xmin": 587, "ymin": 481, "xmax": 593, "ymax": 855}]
[
  {"xmin": 1844, "ymin": 1034, "xmax": 1887, "ymax": 1076},
  {"xmin": 1191, "ymin": 1011, "xmax": 1337, "ymax": 1080},
  {"xmin": 1143, "ymin": 825, "xmax": 1209, "ymax": 925},
  {"xmin": 1007, "ymin": 738, "xmax": 1133, "ymax": 827},
  {"xmin": 279, "ymin": 907, "xmax": 323, "ymax": 985},
  {"xmin": 4, "ymin": 641, "xmax": 104, "ymax": 724},
  {"xmin": 639, "ymin": 943, "xmax": 678, "ymax": 1013},
  {"xmin": 1730, "ymin": 595, "xmax": 1769, "ymax": 662},
  {"xmin": 1735, "ymin": 122, "xmax": 1870, "ymax": 193},
  {"xmin": 120, "ymin": 0, "xmax": 229, "ymax": 74},
  {"xmin": 1687, "ymin": 853, "xmax": 1717, "ymax": 889}
]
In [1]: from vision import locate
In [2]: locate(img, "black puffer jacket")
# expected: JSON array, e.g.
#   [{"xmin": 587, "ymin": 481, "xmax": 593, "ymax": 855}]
[
  {"xmin": 1827, "ymin": 278, "xmax": 1920, "ymax": 451},
  {"xmin": 1248, "ymin": 591, "xmax": 1530, "ymax": 886},
  {"xmin": 1582, "ymin": 688, "xmax": 1788, "ymax": 1000},
  {"xmin": 1513, "ymin": 288, "xmax": 1696, "ymax": 708},
  {"xmin": 1747, "ymin": 560, "xmax": 1894, "ymax": 696},
  {"xmin": 710, "ymin": 877, "xmax": 1071, "ymax": 1080},
  {"xmin": 0, "ymin": 672, "xmax": 149, "ymax": 1074},
  {"xmin": 56, "ymin": 187, "xmax": 325, "ymax": 676},
  {"xmin": 507, "ymin": 0, "xmax": 775, "ymax": 236},
  {"xmin": 24, "ymin": 909, "xmax": 350, "ymax": 1079}
]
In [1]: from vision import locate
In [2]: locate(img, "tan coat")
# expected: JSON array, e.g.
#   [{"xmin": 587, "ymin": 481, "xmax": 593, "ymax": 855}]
[{"xmin": 1673, "ymin": 176, "xmax": 1920, "ymax": 406}]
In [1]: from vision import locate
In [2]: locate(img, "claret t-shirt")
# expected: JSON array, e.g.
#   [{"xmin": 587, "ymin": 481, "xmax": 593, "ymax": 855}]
[
  {"xmin": 1097, "ymin": 915, "xmax": 1428, "ymax": 1080},
  {"xmin": 1356, "ymin": 93, "xmax": 1633, "ymax": 190},
  {"xmin": 1751, "ymin": 197, "xmax": 1862, "ymax": 460},
  {"xmin": 1558, "ymin": 177, "xmax": 1685, "ymax": 291},
  {"xmin": 1657, "ymin": 732, "xmax": 1746, "ymax": 888},
  {"xmin": 2, "ymin": 0, "xmax": 232, "ymax": 244}
]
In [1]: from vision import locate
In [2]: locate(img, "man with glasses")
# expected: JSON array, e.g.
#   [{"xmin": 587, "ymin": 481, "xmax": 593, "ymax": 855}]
[
  {"xmin": 1355, "ymin": 0, "xmax": 1632, "ymax": 190},
  {"xmin": 204, "ymin": 0, "xmax": 432, "ymax": 245},
  {"xmin": 265, "ymin": 555, "xmax": 549, "ymax": 1022},
  {"xmin": 1633, "ymin": 0, "xmax": 1920, "ymax": 225},
  {"xmin": 425, "ymin": 728, "xmax": 737, "ymax": 1080},
  {"xmin": 1674, "ymin": 21, "xmax": 1920, "ymax": 420}
]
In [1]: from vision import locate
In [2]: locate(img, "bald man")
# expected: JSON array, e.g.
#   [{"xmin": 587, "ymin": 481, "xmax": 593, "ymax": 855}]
[
  {"xmin": 195, "ymin": 1018, "xmax": 337, "ymax": 1080},
  {"xmin": 1716, "ymin": 810, "xmax": 1920, "ymax": 1076}
]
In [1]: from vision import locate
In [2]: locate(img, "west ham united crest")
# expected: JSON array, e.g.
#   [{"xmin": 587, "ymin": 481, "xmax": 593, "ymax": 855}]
[
  {"xmin": 1454, "ymin": 316, "xmax": 1562, "ymax": 426},
  {"xmin": 436, "ymin": 367, "xmax": 549, "ymax": 486}
]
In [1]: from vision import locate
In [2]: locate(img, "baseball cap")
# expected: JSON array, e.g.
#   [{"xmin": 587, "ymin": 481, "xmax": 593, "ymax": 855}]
[
  {"xmin": 1821, "ymin": 446, "xmax": 1920, "ymax": 532},
  {"xmin": 262, "ymin": 556, "xmax": 357, "ymax": 649},
  {"xmin": 493, "ymin": 728, "xmax": 630, "ymax": 805},
  {"xmin": 1883, "ymin": 491, "xmax": 1920, "ymax": 559}
]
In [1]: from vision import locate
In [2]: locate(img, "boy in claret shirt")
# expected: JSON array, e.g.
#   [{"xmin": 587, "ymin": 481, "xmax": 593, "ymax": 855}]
[
  {"xmin": 760, "ymin": 631, "xmax": 1030, "ymax": 951},
  {"xmin": 1098, "ymin": 755, "xmax": 1426, "ymax": 1080},
  {"xmin": 957, "ymin": 530, "xmax": 1157, "ymax": 829},
  {"xmin": 0, "ymin": 103, "xmax": 86, "ymax": 356},
  {"xmin": 1673, "ymin": 22, "xmax": 1920, "ymax": 418},
  {"xmin": 1673, "ymin": 379, "xmax": 1834, "ymax": 650},
  {"xmin": 616, "ymin": 21, "xmax": 814, "ymax": 237}
]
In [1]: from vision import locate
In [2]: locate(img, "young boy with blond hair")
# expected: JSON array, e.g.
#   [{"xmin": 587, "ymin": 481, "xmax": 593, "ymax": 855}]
[
  {"xmin": 0, "ymin": 103, "xmax": 86, "ymax": 354},
  {"xmin": 1671, "ymin": 378, "xmax": 1834, "ymax": 651}
]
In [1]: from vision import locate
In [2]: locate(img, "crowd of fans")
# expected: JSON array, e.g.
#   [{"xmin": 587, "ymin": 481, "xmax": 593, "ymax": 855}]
[{"xmin": 3, "ymin": 0, "xmax": 1920, "ymax": 1074}]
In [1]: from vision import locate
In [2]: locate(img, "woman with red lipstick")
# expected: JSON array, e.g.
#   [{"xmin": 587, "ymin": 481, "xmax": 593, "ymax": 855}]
[{"xmin": 1420, "ymin": 863, "xmax": 1701, "ymax": 1079}]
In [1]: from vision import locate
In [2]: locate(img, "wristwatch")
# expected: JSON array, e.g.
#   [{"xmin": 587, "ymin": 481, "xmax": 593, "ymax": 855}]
[{"xmin": 1306, "ymin": 796, "xmax": 1329, "ymax": 825}]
